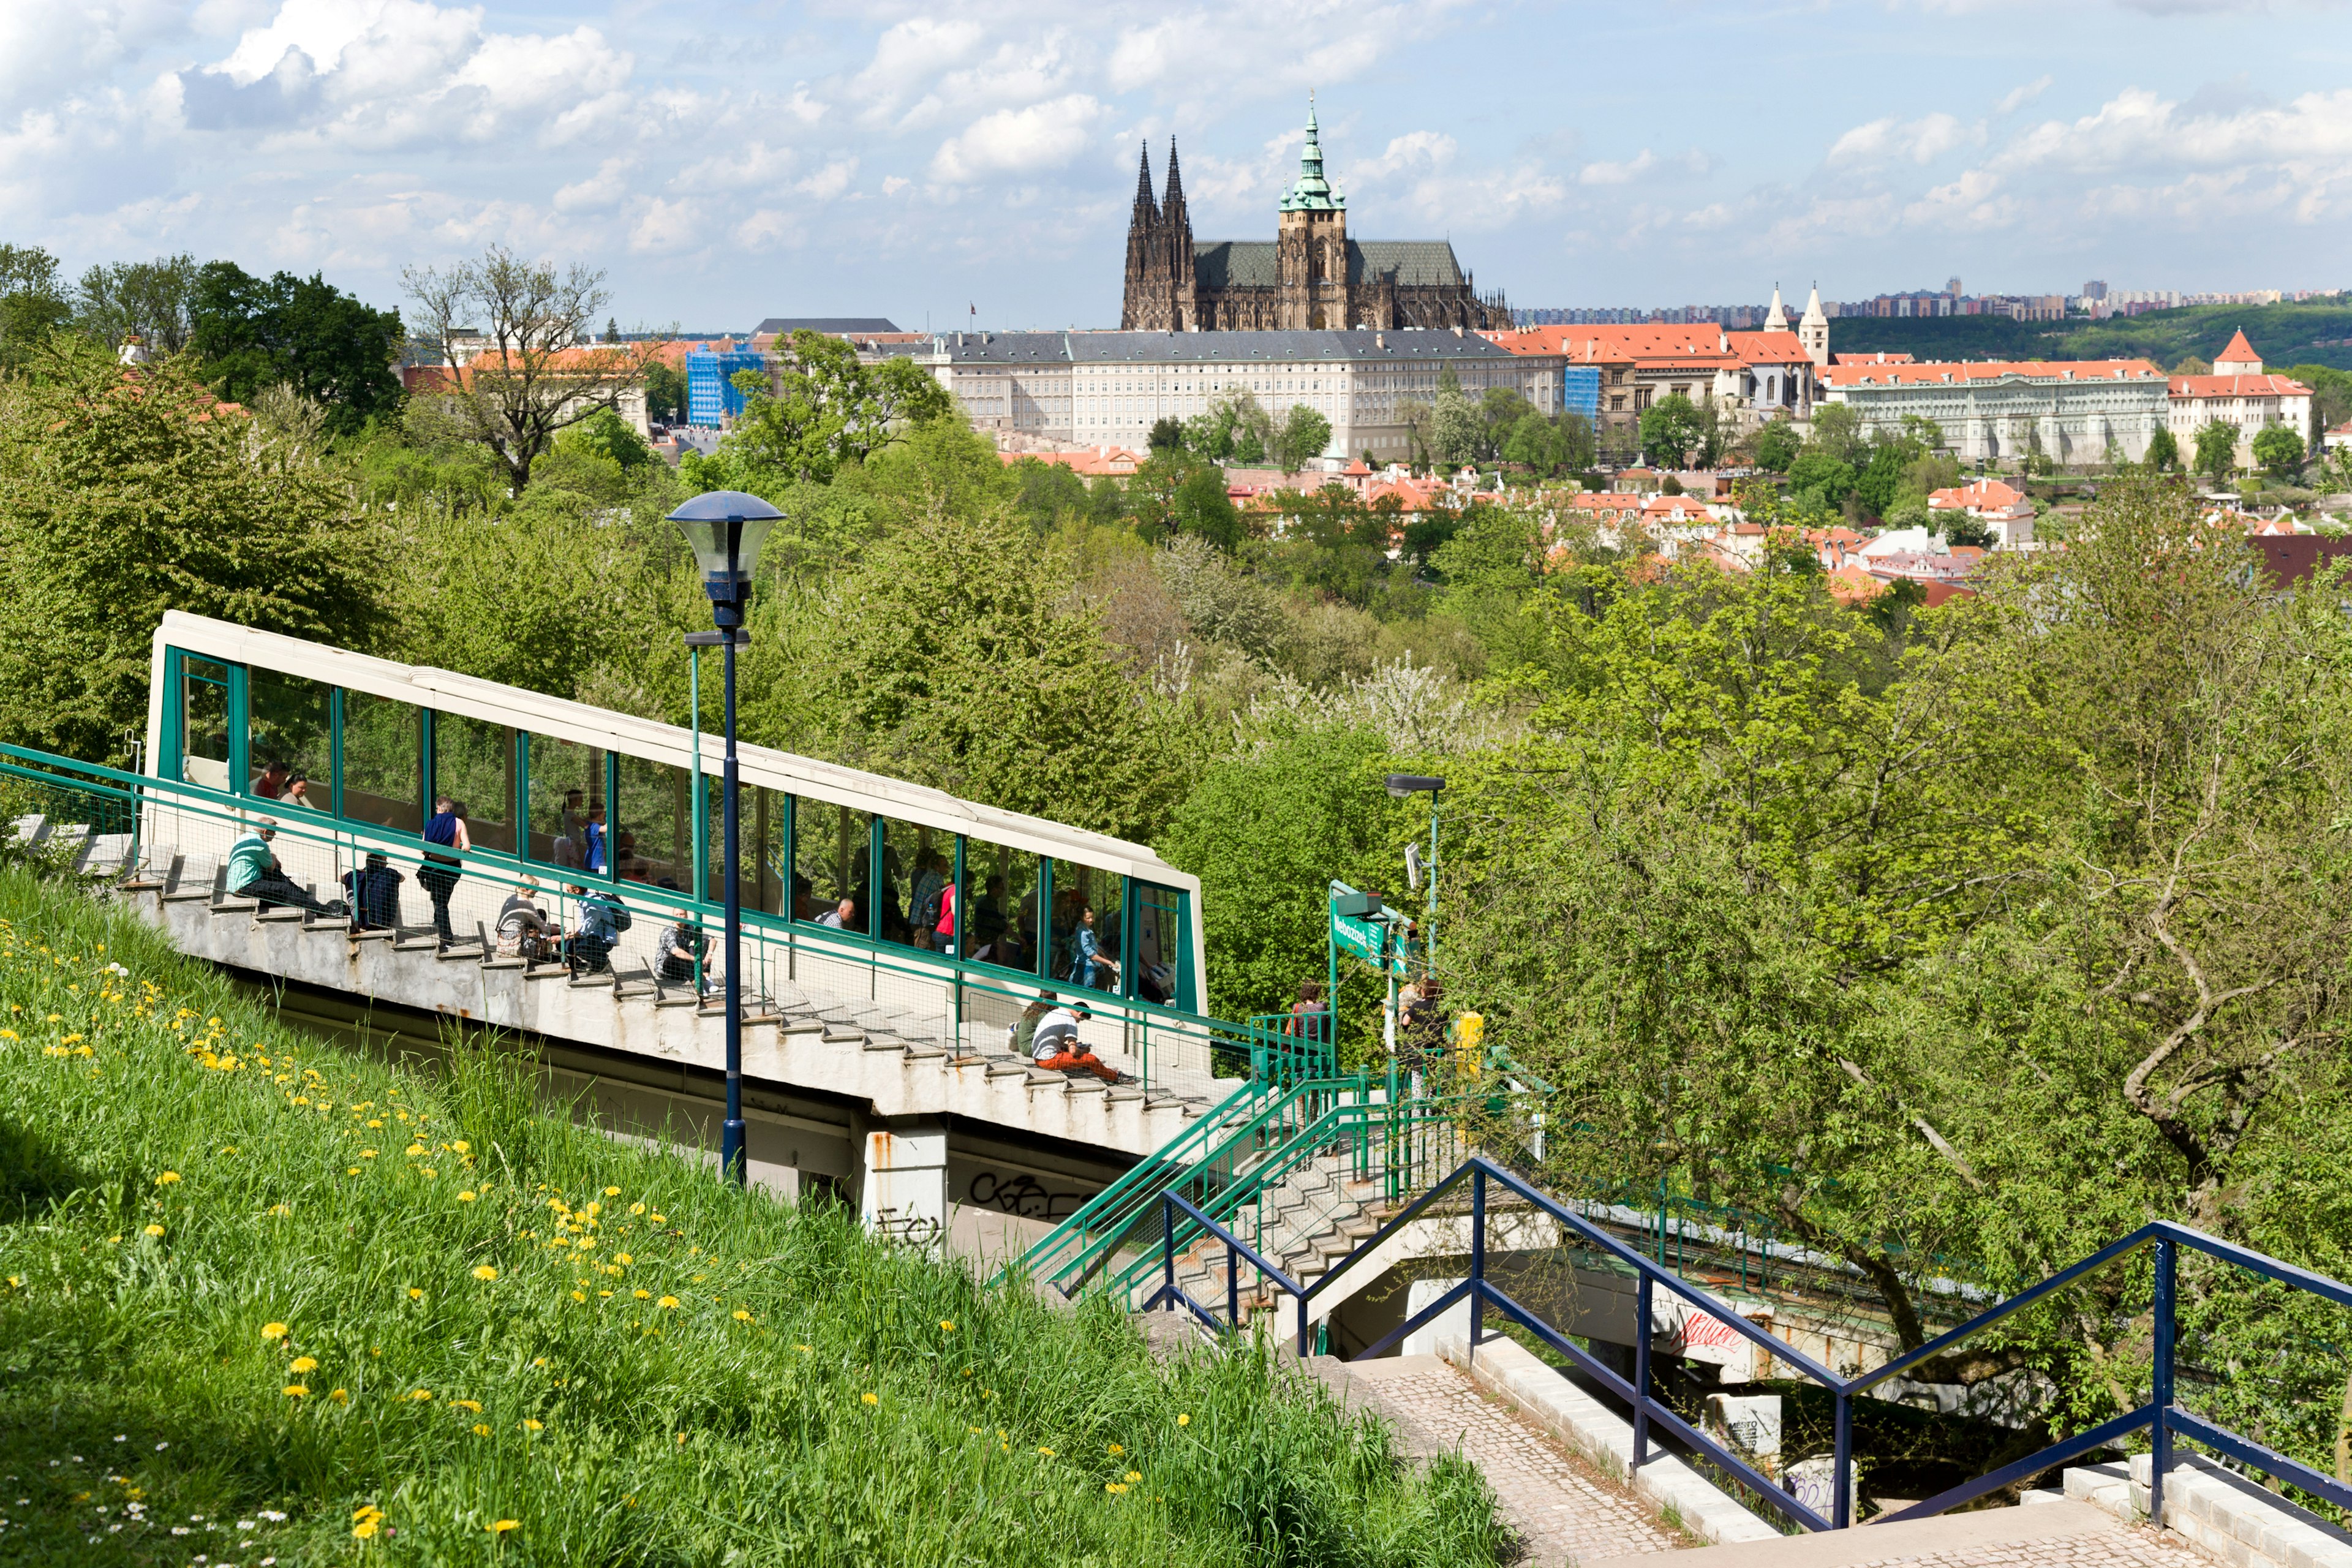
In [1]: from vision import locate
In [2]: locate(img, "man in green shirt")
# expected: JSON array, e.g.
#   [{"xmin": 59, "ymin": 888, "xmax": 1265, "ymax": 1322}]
[{"xmin": 226, "ymin": 821, "xmax": 344, "ymax": 919}]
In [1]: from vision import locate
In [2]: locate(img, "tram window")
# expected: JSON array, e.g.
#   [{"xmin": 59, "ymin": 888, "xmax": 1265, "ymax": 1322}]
[
  {"xmin": 704, "ymin": 778, "xmax": 787, "ymax": 916},
  {"xmin": 246, "ymin": 670, "xmax": 331, "ymax": 808},
  {"xmin": 178, "ymin": 657, "xmax": 232, "ymax": 791},
  {"xmin": 876, "ymin": 816, "xmax": 951, "ymax": 954},
  {"xmin": 964, "ymin": 842, "xmax": 1038, "ymax": 974},
  {"xmin": 1051, "ymin": 861, "xmax": 1125, "ymax": 994},
  {"xmin": 793, "ymin": 801, "xmax": 872, "ymax": 935},
  {"xmin": 1131, "ymin": 883, "xmax": 1184, "ymax": 1007},
  {"xmin": 616, "ymin": 753, "xmax": 690, "ymax": 891},
  {"xmin": 340, "ymin": 692, "xmax": 423, "ymax": 834},
  {"xmin": 432, "ymin": 714, "xmax": 518, "ymax": 854},
  {"xmin": 526, "ymin": 734, "xmax": 606, "ymax": 875}
]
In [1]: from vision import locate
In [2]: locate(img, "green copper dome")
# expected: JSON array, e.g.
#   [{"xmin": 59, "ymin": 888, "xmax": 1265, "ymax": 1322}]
[{"xmin": 1278, "ymin": 97, "xmax": 1344, "ymax": 213}]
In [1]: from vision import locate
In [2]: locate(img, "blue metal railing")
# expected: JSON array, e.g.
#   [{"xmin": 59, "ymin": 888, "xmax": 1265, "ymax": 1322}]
[{"xmin": 1147, "ymin": 1153, "xmax": 2352, "ymax": 1536}]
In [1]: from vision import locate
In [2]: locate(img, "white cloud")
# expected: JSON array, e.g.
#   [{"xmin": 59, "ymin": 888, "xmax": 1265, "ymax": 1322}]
[
  {"xmin": 1997, "ymin": 75, "xmax": 2052, "ymax": 114},
  {"xmin": 1579, "ymin": 149, "xmax": 1655, "ymax": 185},
  {"xmin": 554, "ymin": 157, "xmax": 635, "ymax": 214},
  {"xmin": 930, "ymin": 94, "xmax": 1108, "ymax": 183},
  {"xmin": 1829, "ymin": 112, "xmax": 1978, "ymax": 164}
]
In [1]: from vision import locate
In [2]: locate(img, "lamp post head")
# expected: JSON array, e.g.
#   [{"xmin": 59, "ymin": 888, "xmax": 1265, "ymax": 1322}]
[
  {"xmin": 1384, "ymin": 773, "xmax": 1446, "ymax": 799},
  {"xmin": 667, "ymin": 490, "xmax": 784, "ymax": 626}
]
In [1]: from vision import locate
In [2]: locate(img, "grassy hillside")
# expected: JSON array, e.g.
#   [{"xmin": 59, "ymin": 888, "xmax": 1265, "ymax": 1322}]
[
  {"xmin": 1828, "ymin": 294, "xmax": 2352, "ymax": 374},
  {"xmin": 0, "ymin": 865, "xmax": 1502, "ymax": 1567}
]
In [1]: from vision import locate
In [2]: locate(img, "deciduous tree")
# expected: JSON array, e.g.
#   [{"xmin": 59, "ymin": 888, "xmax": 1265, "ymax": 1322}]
[{"xmin": 190, "ymin": 261, "xmax": 404, "ymax": 434}]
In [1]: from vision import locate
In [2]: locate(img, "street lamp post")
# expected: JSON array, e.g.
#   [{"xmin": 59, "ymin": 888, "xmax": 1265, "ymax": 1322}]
[
  {"xmin": 668, "ymin": 489, "xmax": 784, "ymax": 1187},
  {"xmin": 1384, "ymin": 773, "xmax": 1445, "ymax": 972}
]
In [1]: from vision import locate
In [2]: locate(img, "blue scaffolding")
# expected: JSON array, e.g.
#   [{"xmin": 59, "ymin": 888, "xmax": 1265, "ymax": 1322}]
[
  {"xmin": 1561, "ymin": 366, "xmax": 1600, "ymax": 423},
  {"xmin": 685, "ymin": 341, "xmax": 765, "ymax": 425}
]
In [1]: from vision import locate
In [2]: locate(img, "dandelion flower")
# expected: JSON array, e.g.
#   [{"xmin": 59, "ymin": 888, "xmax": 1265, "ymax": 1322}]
[
  {"xmin": 142, "ymin": 1224, "xmax": 164, "ymax": 1237},
  {"xmin": 571, "ymin": 1290, "xmax": 586, "ymax": 1303},
  {"xmin": 472, "ymin": 1265, "xmax": 497, "ymax": 1281},
  {"xmin": 1108, "ymin": 1444, "xmax": 1123, "ymax": 1455},
  {"xmin": 650, "ymin": 1213, "xmax": 665, "ymax": 1224},
  {"xmin": 353, "ymin": 1520, "xmax": 379, "ymax": 1539},
  {"xmin": 451, "ymin": 1140, "xmax": 470, "ymax": 1154},
  {"xmin": 732, "ymin": 1310, "xmax": 753, "ymax": 1322},
  {"xmin": 404, "ymin": 1144, "xmax": 426, "ymax": 1157},
  {"xmin": 522, "ymin": 1419, "xmax": 543, "ymax": 1431},
  {"xmin": 1125, "ymin": 1470, "xmax": 1141, "ymax": 1483},
  {"xmin": 603, "ymin": 1186, "xmax": 619, "ymax": 1196},
  {"xmin": 409, "ymin": 1389, "xmax": 433, "ymax": 1401},
  {"xmin": 490, "ymin": 1518, "xmax": 518, "ymax": 1534},
  {"xmin": 1105, "ymin": 1482, "xmax": 1128, "ymax": 1494},
  {"xmin": 261, "ymin": 1322, "xmax": 288, "ymax": 1340},
  {"xmin": 1037, "ymin": 1446, "xmax": 1054, "ymax": 1457},
  {"xmin": 360, "ymin": 1150, "xmax": 377, "ymax": 1159},
  {"xmin": 657, "ymin": 1295, "xmax": 679, "ymax": 1310},
  {"xmin": 407, "ymin": 1287, "xmax": 423, "ymax": 1300},
  {"xmin": 289, "ymin": 1356, "xmax": 318, "ymax": 1374},
  {"xmin": 330, "ymin": 1389, "xmax": 348, "ymax": 1403},
  {"xmin": 454, "ymin": 1399, "xmax": 482, "ymax": 1412},
  {"xmin": 282, "ymin": 1385, "xmax": 308, "ymax": 1398},
  {"xmin": 458, "ymin": 1191, "xmax": 477, "ymax": 1203},
  {"xmin": 347, "ymin": 1167, "xmax": 361, "ymax": 1176},
  {"xmin": 472, "ymin": 1423, "xmax": 491, "ymax": 1436},
  {"xmin": 156, "ymin": 1172, "xmax": 180, "ymax": 1185},
  {"xmin": 628, "ymin": 1202, "xmax": 644, "ymax": 1216},
  {"xmin": 861, "ymin": 1392, "xmax": 878, "ymax": 1406},
  {"xmin": 939, "ymin": 1319, "xmax": 956, "ymax": 1332},
  {"xmin": 633, "ymin": 1289, "xmax": 650, "ymax": 1300},
  {"xmin": 1177, "ymin": 1414, "xmax": 1190, "ymax": 1427},
  {"xmin": 796, "ymin": 1344, "xmax": 812, "ymax": 1354},
  {"xmin": 614, "ymin": 1253, "xmax": 631, "ymax": 1266}
]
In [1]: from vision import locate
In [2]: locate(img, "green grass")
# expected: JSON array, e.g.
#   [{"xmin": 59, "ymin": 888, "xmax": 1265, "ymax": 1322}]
[{"xmin": 0, "ymin": 865, "xmax": 1506, "ymax": 1566}]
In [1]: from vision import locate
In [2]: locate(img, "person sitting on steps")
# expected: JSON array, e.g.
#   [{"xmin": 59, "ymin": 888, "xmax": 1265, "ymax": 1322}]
[
  {"xmin": 1029, "ymin": 999, "xmax": 1118, "ymax": 1083},
  {"xmin": 342, "ymin": 851, "xmax": 403, "ymax": 931},
  {"xmin": 226, "ymin": 820, "xmax": 345, "ymax": 919}
]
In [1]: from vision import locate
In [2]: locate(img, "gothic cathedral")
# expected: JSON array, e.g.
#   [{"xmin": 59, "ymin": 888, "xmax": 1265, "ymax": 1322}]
[{"xmin": 1121, "ymin": 102, "xmax": 1507, "ymax": 333}]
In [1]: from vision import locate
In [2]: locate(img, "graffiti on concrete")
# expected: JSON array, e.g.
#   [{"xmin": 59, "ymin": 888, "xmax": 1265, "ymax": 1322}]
[
  {"xmin": 968, "ymin": 1170, "xmax": 1088, "ymax": 1221},
  {"xmin": 871, "ymin": 1206, "xmax": 943, "ymax": 1246}
]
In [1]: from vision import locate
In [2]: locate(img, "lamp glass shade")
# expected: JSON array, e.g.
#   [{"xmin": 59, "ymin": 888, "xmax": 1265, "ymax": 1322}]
[
  {"xmin": 1384, "ymin": 772, "xmax": 1447, "ymax": 797},
  {"xmin": 667, "ymin": 490, "xmax": 785, "ymax": 587}
]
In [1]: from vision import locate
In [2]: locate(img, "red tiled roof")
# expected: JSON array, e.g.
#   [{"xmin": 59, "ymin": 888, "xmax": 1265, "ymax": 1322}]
[
  {"xmin": 2216, "ymin": 329, "xmax": 2260, "ymax": 366},
  {"xmin": 1727, "ymin": 331, "xmax": 1814, "ymax": 365},
  {"xmin": 1832, "ymin": 352, "xmax": 1914, "ymax": 366},
  {"xmin": 2169, "ymin": 374, "xmax": 2310, "ymax": 398},
  {"xmin": 1820, "ymin": 358, "xmax": 2163, "ymax": 388},
  {"xmin": 1928, "ymin": 478, "xmax": 2029, "ymax": 516}
]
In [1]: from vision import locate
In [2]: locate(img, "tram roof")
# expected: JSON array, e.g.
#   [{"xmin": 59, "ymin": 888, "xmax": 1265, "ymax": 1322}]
[{"xmin": 151, "ymin": 612, "xmax": 1196, "ymax": 891}]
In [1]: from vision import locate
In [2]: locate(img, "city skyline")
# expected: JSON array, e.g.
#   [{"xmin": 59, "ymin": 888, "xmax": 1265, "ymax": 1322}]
[{"xmin": 5, "ymin": 0, "xmax": 2350, "ymax": 328}]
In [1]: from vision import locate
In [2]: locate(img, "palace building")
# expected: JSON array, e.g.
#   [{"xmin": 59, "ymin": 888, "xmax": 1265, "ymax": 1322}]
[{"xmin": 1121, "ymin": 103, "xmax": 1507, "ymax": 334}]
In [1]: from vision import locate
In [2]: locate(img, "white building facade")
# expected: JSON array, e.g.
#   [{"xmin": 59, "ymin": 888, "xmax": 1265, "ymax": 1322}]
[
  {"xmin": 903, "ymin": 328, "xmax": 1527, "ymax": 459},
  {"xmin": 2167, "ymin": 331, "xmax": 2313, "ymax": 469},
  {"xmin": 1817, "ymin": 358, "xmax": 2169, "ymax": 466}
]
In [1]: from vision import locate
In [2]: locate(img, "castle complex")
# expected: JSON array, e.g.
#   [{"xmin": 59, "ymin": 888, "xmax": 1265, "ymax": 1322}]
[{"xmin": 1121, "ymin": 103, "xmax": 1506, "ymax": 333}]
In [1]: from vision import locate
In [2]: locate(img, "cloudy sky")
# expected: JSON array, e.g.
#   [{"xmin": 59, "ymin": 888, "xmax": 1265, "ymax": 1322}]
[{"xmin": 6, "ymin": 0, "xmax": 2350, "ymax": 330}]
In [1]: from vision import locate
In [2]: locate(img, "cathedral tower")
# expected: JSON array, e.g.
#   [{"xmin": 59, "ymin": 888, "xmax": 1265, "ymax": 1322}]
[
  {"xmin": 1120, "ymin": 145, "xmax": 1161, "ymax": 330},
  {"xmin": 1276, "ymin": 99, "xmax": 1349, "ymax": 329}
]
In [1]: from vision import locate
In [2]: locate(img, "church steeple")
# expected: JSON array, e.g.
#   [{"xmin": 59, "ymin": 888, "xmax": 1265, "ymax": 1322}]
[
  {"xmin": 1798, "ymin": 282, "xmax": 1829, "ymax": 369},
  {"xmin": 1164, "ymin": 136, "xmax": 1187, "ymax": 217},
  {"xmin": 1131, "ymin": 141, "xmax": 1158, "ymax": 224},
  {"xmin": 1764, "ymin": 282, "xmax": 1788, "ymax": 333},
  {"xmin": 1280, "ymin": 94, "xmax": 1341, "ymax": 212}
]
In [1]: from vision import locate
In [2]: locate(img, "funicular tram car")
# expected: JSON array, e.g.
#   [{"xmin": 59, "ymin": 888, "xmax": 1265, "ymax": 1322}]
[{"xmin": 139, "ymin": 611, "xmax": 1213, "ymax": 1079}]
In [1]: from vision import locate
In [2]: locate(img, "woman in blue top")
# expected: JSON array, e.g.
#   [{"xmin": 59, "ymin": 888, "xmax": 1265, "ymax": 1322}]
[
  {"xmin": 1071, "ymin": 905, "xmax": 1120, "ymax": 992},
  {"xmin": 418, "ymin": 796, "xmax": 471, "ymax": 944}
]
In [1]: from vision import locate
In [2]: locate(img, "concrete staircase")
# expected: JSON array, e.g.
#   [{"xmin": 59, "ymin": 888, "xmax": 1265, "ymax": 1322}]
[{"xmin": 7, "ymin": 813, "xmax": 135, "ymax": 879}]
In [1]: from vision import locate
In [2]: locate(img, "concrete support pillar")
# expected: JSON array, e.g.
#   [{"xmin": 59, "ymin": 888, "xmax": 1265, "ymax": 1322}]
[{"xmin": 859, "ymin": 1115, "xmax": 947, "ymax": 1248}]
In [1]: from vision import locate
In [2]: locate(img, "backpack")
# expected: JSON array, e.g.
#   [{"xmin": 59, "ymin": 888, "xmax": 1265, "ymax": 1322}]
[
  {"xmin": 609, "ymin": 901, "xmax": 633, "ymax": 933},
  {"xmin": 918, "ymin": 881, "xmax": 946, "ymax": 930}
]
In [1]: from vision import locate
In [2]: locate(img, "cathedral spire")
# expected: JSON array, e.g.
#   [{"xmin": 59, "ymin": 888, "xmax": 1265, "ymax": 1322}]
[
  {"xmin": 1281, "ymin": 94, "xmax": 1338, "ymax": 211},
  {"xmin": 1765, "ymin": 282, "xmax": 1788, "ymax": 332},
  {"xmin": 1164, "ymin": 135, "xmax": 1186, "ymax": 214},
  {"xmin": 1131, "ymin": 141, "xmax": 1158, "ymax": 223}
]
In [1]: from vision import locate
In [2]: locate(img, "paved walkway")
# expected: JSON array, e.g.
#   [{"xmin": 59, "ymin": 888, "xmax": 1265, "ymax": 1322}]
[
  {"xmin": 1582, "ymin": 1501, "xmax": 2208, "ymax": 1568},
  {"xmin": 1340, "ymin": 1355, "xmax": 1683, "ymax": 1566}
]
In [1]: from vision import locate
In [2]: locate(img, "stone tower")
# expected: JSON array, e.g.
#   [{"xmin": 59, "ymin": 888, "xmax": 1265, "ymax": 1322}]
[
  {"xmin": 1121, "ymin": 139, "xmax": 1199, "ymax": 330},
  {"xmin": 1276, "ymin": 99, "xmax": 1349, "ymax": 330},
  {"xmin": 1120, "ymin": 145, "xmax": 1161, "ymax": 330},
  {"xmin": 1798, "ymin": 283, "xmax": 1830, "ymax": 369}
]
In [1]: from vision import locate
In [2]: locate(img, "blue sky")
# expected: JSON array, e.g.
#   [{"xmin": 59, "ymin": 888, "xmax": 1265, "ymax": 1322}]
[{"xmin": 5, "ymin": 0, "xmax": 2349, "ymax": 330}]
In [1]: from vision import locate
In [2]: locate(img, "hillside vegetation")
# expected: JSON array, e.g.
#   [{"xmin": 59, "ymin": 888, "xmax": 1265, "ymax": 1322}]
[
  {"xmin": 1827, "ymin": 294, "xmax": 2352, "ymax": 379},
  {"xmin": 0, "ymin": 867, "xmax": 1502, "ymax": 1566}
]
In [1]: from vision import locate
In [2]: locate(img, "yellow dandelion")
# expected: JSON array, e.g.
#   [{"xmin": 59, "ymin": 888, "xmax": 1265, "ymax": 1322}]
[
  {"xmin": 405, "ymin": 1143, "xmax": 426, "ymax": 1157},
  {"xmin": 156, "ymin": 1171, "xmax": 180, "ymax": 1185},
  {"xmin": 347, "ymin": 1167, "xmax": 361, "ymax": 1175},
  {"xmin": 290, "ymin": 1355, "xmax": 318, "ymax": 1373},
  {"xmin": 522, "ymin": 1419, "xmax": 543, "ymax": 1431},
  {"xmin": 1125, "ymin": 1469, "xmax": 1142, "ymax": 1482},
  {"xmin": 141, "ymin": 1223, "xmax": 164, "ymax": 1237},
  {"xmin": 454, "ymin": 1399, "xmax": 482, "ymax": 1412},
  {"xmin": 796, "ymin": 1344, "xmax": 812, "ymax": 1354},
  {"xmin": 472, "ymin": 1265, "xmax": 498, "ymax": 1281},
  {"xmin": 939, "ymin": 1319, "xmax": 956, "ymax": 1332},
  {"xmin": 861, "ymin": 1392, "xmax": 878, "ymax": 1405},
  {"xmin": 409, "ymin": 1389, "xmax": 434, "ymax": 1401},
  {"xmin": 615, "ymin": 1253, "xmax": 632, "ymax": 1265},
  {"xmin": 458, "ymin": 1190, "xmax": 477, "ymax": 1203},
  {"xmin": 360, "ymin": 1150, "xmax": 377, "ymax": 1159},
  {"xmin": 331, "ymin": 1388, "xmax": 349, "ymax": 1403},
  {"xmin": 571, "ymin": 1290, "xmax": 586, "ymax": 1303},
  {"xmin": 603, "ymin": 1185, "xmax": 620, "ymax": 1196},
  {"xmin": 657, "ymin": 1295, "xmax": 679, "ymax": 1310},
  {"xmin": 282, "ymin": 1384, "xmax": 309, "ymax": 1397},
  {"xmin": 633, "ymin": 1288, "xmax": 650, "ymax": 1300},
  {"xmin": 451, "ymin": 1140, "xmax": 470, "ymax": 1154},
  {"xmin": 1108, "ymin": 1443, "xmax": 1123, "ymax": 1455},
  {"xmin": 261, "ymin": 1321, "xmax": 289, "ymax": 1340},
  {"xmin": 1177, "ymin": 1414, "xmax": 1190, "ymax": 1427},
  {"xmin": 628, "ymin": 1202, "xmax": 644, "ymax": 1215},
  {"xmin": 650, "ymin": 1213, "xmax": 665, "ymax": 1223},
  {"xmin": 732, "ymin": 1309, "xmax": 753, "ymax": 1322},
  {"xmin": 472, "ymin": 1423, "xmax": 491, "ymax": 1436},
  {"xmin": 408, "ymin": 1287, "xmax": 424, "ymax": 1300},
  {"xmin": 1105, "ymin": 1482, "xmax": 1128, "ymax": 1494},
  {"xmin": 1038, "ymin": 1446, "xmax": 1055, "ymax": 1457},
  {"xmin": 353, "ymin": 1520, "xmax": 379, "ymax": 1539}
]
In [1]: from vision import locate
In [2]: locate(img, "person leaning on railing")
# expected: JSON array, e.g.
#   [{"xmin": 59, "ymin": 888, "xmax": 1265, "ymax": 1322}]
[
  {"xmin": 418, "ymin": 796, "xmax": 471, "ymax": 944},
  {"xmin": 655, "ymin": 911, "xmax": 710, "ymax": 998},
  {"xmin": 226, "ymin": 819, "xmax": 346, "ymax": 919}
]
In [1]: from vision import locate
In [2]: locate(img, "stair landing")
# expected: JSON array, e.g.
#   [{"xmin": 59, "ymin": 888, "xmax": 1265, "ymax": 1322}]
[{"xmin": 1583, "ymin": 1499, "xmax": 2204, "ymax": 1567}]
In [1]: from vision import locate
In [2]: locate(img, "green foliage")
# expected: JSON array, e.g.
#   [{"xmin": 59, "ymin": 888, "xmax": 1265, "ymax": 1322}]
[
  {"xmin": 1637, "ymin": 393, "xmax": 1704, "ymax": 468},
  {"xmin": 188, "ymin": 260, "xmax": 405, "ymax": 434},
  {"xmin": 1752, "ymin": 418, "xmax": 1801, "ymax": 473},
  {"xmin": 559, "ymin": 406, "xmax": 655, "ymax": 472},
  {"xmin": 643, "ymin": 360, "xmax": 687, "ymax": 425},
  {"xmin": 1270, "ymin": 404, "xmax": 1332, "ymax": 474},
  {"xmin": 1825, "ymin": 294, "xmax": 2352, "ymax": 374},
  {"xmin": 1782, "ymin": 451, "xmax": 1857, "ymax": 511},
  {"xmin": 75, "ymin": 254, "xmax": 199, "ymax": 356},
  {"xmin": 0, "ymin": 871, "xmax": 1504, "ymax": 1567},
  {"xmin": 0, "ymin": 337, "xmax": 388, "ymax": 763},
  {"xmin": 1180, "ymin": 386, "xmax": 1266, "ymax": 464},
  {"xmin": 1147, "ymin": 415, "xmax": 1185, "ymax": 453},
  {"xmin": 1430, "ymin": 373, "xmax": 1480, "ymax": 468},
  {"xmin": 1158, "ymin": 722, "xmax": 1403, "ymax": 1028},
  {"xmin": 2193, "ymin": 418, "xmax": 2240, "ymax": 484},
  {"xmin": 692, "ymin": 330, "xmax": 952, "ymax": 492},
  {"xmin": 1804, "ymin": 403, "xmax": 1868, "ymax": 466},
  {"xmin": 0, "ymin": 243, "xmax": 72, "ymax": 369},
  {"xmin": 2251, "ymin": 423, "xmax": 2305, "ymax": 479}
]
